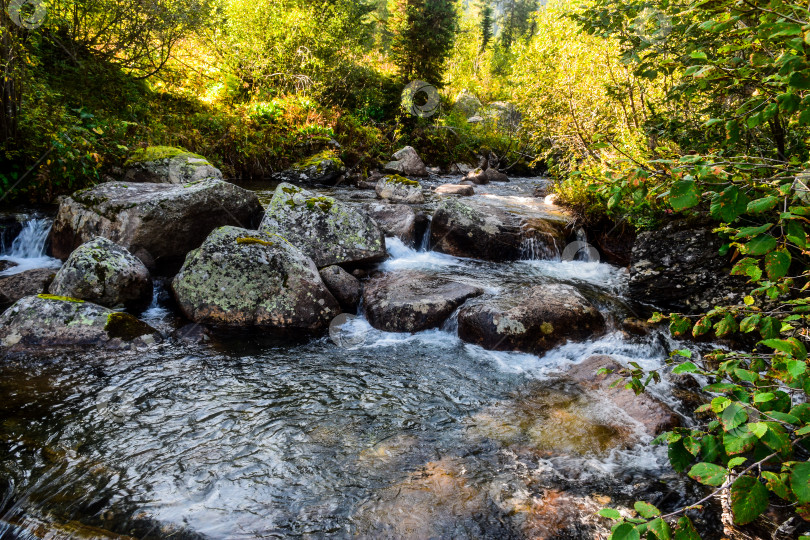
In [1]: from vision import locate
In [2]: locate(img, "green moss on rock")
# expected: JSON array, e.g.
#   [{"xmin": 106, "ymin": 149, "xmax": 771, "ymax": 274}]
[
  {"xmin": 236, "ymin": 237, "xmax": 275, "ymax": 247},
  {"xmin": 293, "ymin": 150, "xmax": 344, "ymax": 172},
  {"xmin": 37, "ymin": 294, "xmax": 84, "ymax": 303},
  {"xmin": 384, "ymin": 174, "xmax": 419, "ymax": 187},
  {"xmin": 104, "ymin": 312, "xmax": 154, "ymax": 340},
  {"xmin": 125, "ymin": 146, "xmax": 204, "ymax": 166}
]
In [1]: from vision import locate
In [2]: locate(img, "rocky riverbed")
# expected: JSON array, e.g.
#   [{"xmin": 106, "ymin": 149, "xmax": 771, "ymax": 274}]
[{"xmin": 0, "ymin": 152, "xmax": 733, "ymax": 539}]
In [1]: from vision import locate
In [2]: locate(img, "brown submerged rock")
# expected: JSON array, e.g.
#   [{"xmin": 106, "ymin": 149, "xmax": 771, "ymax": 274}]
[
  {"xmin": 435, "ymin": 184, "xmax": 474, "ymax": 196},
  {"xmin": 0, "ymin": 268, "xmax": 57, "ymax": 307},
  {"xmin": 567, "ymin": 355, "xmax": 681, "ymax": 435},
  {"xmin": 319, "ymin": 265, "xmax": 361, "ymax": 313},
  {"xmin": 363, "ymin": 271, "xmax": 483, "ymax": 333},
  {"xmin": 458, "ymin": 284, "xmax": 605, "ymax": 354}
]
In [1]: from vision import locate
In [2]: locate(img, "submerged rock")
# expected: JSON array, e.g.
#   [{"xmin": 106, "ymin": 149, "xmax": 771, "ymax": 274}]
[
  {"xmin": 566, "ymin": 356, "xmax": 681, "ymax": 436},
  {"xmin": 274, "ymin": 150, "xmax": 345, "ymax": 185},
  {"xmin": 123, "ymin": 146, "xmax": 223, "ymax": 184},
  {"xmin": 458, "ymin": 284, "xmax": 605, "ymax": 354},
  {"xmin": 375, "ymin": 175, "xmax": 425, "ymax": 204},
  {"xmin": 382, "ymin": 146, "xmax": 428, "ymax": 177},
  {"xmin": 49, "ymin": 237, "xmax": 152, "ymax": 310},
  {"xmin": 430, "ymin": 198, "xmax": 567, "ymax": 261},
  {"xmin": 363, "ymin": 271, "xmax": 483, "ymax": 333},
  {"xmin": 362, "ymin": 202, "xmax": 417, "ymax": 246},
  {"xmin": 260, "ymin": 183, "xmax": 386, "ymax": 268},
  {"xmin": 0, "ymin": 268, "xmax": 57, "ymax": 307},
  {"xmin": 50, "ymin": 180, "xmax": 263, "ymax": 273},
  {"xmin": 319, "ymin": 265, "xmax": 361, "ymax": 313},
  {"xmin": 628, "ymin": 219, "xmax": 747, "ymax": 312},
  {"xmin": 0, "ymin": 295, "xmax": 158, "ymax": 352},
  {"xmin": 172, "ymin": 226, "xmax": 339, "ymax": 330}
]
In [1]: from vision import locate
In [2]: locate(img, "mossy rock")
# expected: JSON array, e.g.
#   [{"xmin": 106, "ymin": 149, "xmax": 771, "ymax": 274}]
[
  {"xmin": 124, "ymin": 146, "xmax": 223, "ymax": 185},
  {"xmin": 376, "ymin": 175, "xmax": 425, "ymax": 204},
  {"xmin": 276, "ymin": 151, "xmax": 345, "ymax": 186}
]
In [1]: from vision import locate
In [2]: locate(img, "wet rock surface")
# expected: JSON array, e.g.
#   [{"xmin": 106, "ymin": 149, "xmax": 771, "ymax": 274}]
[
  {"xmin": 435, "ymin": 183, "xmax": 474, "ymax": 196},
  {"xmin": 274, "ymin": 150, "xmax": 345, "ymax": 185},
  {"xmin": 0, "ymin": 295, "xmax": 158, "ymax": 352},
  {"xmin": 361, "ymin": 202, "xmax": 417, "ymax": 245},
  {"xmin": 260, "ymin": 183, "xmax": 386, "ymax": 268},
  {"xmin": 363, "ymin": 270, "xmax": 483, "ymax": 332},
  {"xmin": 629, "ymin": 219, "xmax": 747, "ymax": 312},
  {"xmin": 319, "ymin": 265, "xmax": 361, "ymax": 313},
  {"xmin": 458, "ymin": 284, "xmax": 606, "ymax": 354},
  {"xmin": 49, "ymin": 237, "xmax": 152, "ymax": 310},
  {"xmin": 429, "ymin": 198, "xmax": 567, "ymax": 262},
  {"xmin": 0, "ymin": 268, "xmax": 57, "ymax": 307},
  {"xmin": 123, "ymin": 146, "xmax": 223, "ymax": 184},
  {"xmin": 172, "ymin": 226, "xmax": 339, "ymax": 330},
  {"xmin": 51, "ymin": 180, "xmax": 264, "ymax": 273}
]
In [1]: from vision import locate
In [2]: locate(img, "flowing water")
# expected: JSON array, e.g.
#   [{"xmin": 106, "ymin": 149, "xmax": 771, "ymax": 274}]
[
  {"xmin": 0, "ymin": 179, "xmax": 717, "ymax": 539},
  {"xmin": 0, "ymin": 218, "xmax": 62, "ymax": 276}
]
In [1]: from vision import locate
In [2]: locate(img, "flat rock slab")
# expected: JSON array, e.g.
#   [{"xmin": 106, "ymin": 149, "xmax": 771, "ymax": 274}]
[
  {"xmin": 363, "ymin": 271, "xmax": 483, "ymax": 333},
  {"xmin": 260, "ymin": 183, "xmax": 386, "ymax": 268},
  {"xmin": 375, "ymin": 176, "xmax": 424, "ymax": 204},
  {"xmin": 362, "ymin": 202, "xmax": 417, "ymax": 245},
  {"xmin": 172, "ymin": 227, "xmax": 339, "ymax": 330},
  {"xmin": 435, "ymin": 184, "xmax": 474, "ymax": 196},
  {"xmin": 0, "ymin": 295, "xmax": 158, "ymax": 352},
  {"xmin": 51, "ymin": 180, "xmax": 263, "ymax": 273},
  {"xmin": 0, "ymin": 268, "xmax": 57, "ymax": 307},
  {"xmin": 458, "ymin": 284, "xmax": 605, "ymax": 354},
  {"xmin": 567, "ymin": 355, "xmax": 681, "ymax": 435}
]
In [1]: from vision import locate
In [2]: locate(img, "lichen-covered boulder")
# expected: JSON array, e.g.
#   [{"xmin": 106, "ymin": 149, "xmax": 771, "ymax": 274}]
[
  {"xmin": 123, "ymin": 146, "xmax": 223, "ymax": 184},
  {"xmin": 363, "ymin": 271, "xmax": 483, "ymax": 333},
  {"xmin": 362, "ymin": 202, "xmax": 418, "ymax": 245},
  {"xmin": 51, "ymin": 180, "xmax": 264, "ymax": 273},
  {"xmin": 567, "ymin": 356, "xmax": 680, "ymax": 435},
  {"xmin": 435, "ymin": 184, "xmax": 474, "ymax": 196},
  {"xmin": 172, "ymin": 227, "xmax": 339, "ymax": 330},
  {"xmin": 0, "ymin": 268, "xmax": 57, "ymax": 307},
  {"xmin": 383, "ymin": 146, "xmax": 428, "ymax": 177},
  {"xmin": 0, "ymin": 295, "xmax": 158, "ymax": 352},
  {"xmin": 454, "ymin": 89, "xmax": 483, "ymax": 117},
  {"xmin": 458, "ymin": 284, "xmax": 605, "ymax": 354},
  {"xmin": 49, "ymin": 237, "xmax": 152, "ymax": 310},
  {"xmin": 375, "ymin": 175, "xmax": 425, "ymax": 204},
  {"xmin": 319, "ymin": 265, "xmax": 361, "ymax": 313},
  {"xmin": 430, "ymin": 198, "xmax": 566, "ymax": 262},
  {"xmin": 275, "ymin": 150, "xmax": 345, "ymax": 185},
  {"xmin": 259, "ymin": 183, "xmax": 386, "ymax": 268}
]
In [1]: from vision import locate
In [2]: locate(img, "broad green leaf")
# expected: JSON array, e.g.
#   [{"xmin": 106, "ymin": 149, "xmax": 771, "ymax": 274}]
[
  {"xmin": 668, "ymin": 439, "xmax": 693, "ymax": 472},
  {"xmin": 670, "ymin": 180, "xmax": 701, "ymax": 211},
  {"xmin": 669, "ymin": 314, "xmax": 692, "ymax": 338},
  {"xmin": 786, "ymin": 359, "xmax": 807, "ymax": 378},
  {"xmin": 673, "ymin": 362, "xmax": 698, "ymax": 374},
  {"xmin": 759, "ymin": 316, "xmax": 780, "ymax": 339},
  {"xmin": 790, "ymin": 71, "xmax": 810, "ymax": 89},
  {"xmin": 731, "ymin": 258, "xmax": 762, "ymax": 281},
  {"xmin": 753, "ymin": 392, "xmax": 775, "ymax": 403},
  {"xmin": 692, "ymin": 316, "xmax": 713, "ymax": 337},
  {"xmin": 761, "ymin": 423, "xmax": 792, "ymax": 456},
  {"xmin": 747, "ymin": 422, "xmax": 767, "ymax": 438},
  {"xmin": 764, "ymin": 250, "xmax": 791, "ymax": 280},
  {"xmin": 762, "ymin": 471, "xmax": 793, "ymax": 500},
  {"xmin": 766, "ymin": 411, "xmax": 799, "ymax": 424},
  {"xmin": 733, "ymin": 223, "xmax": 772, "ymax": 239},
  {"xmin": 786, "ymin": 220, "xmax": 807, "ymax": 248},
  {"xmin": 674, "ymin": 517, "xmax": 700, "ymax": 540},
  {"xmin": 714, "ymin": 313, "xmax": 738, "ymax": 337},
  {"xmin": 727, "ymin": 457, "xmax": 746, "ymax": 468},
  {"xmin": 740, "ymin": 314, "xmax": 761, "ymax": 333},
  {"xmin": 724, "ymin": 428, "xmax": 757, "ymax": 455},
  {"xmin": 634, "ymin": 501, "xmax": 660, "ymax": 518},
  {"xmin": 791, "ymin": 462, "xmax": 810, "ymax": 502},
  {"xmin": 688, "ymin": 462, "xmax": 727, "ymax": 486},
  {"xmin": 711, "ymin": 186, "xmax": 750, "ymax": 222},
  {"xmin": 746, "ymin": 196, "xmax": 778, "ymax": 214},
  {"xmin": 744, "ymin": 234, "xmax": 777, "ymax": 256},
  {"xmin": 599, "ymin": 508, "xmax": 623, "ymax": 520},
  {"xmin": 611, "ymin": 522, "xmax": 640, "ymax": 540},
  {"xmin": 648, "ymin": 517, "xmax": 671, "ymax": 540},
  {"xmin": 720, "ymin": 402, "xmax": 747, "ymax": 430},
  {"xmin": 730, "ymin": 476, "xmax": 769, "ymax": 525}
]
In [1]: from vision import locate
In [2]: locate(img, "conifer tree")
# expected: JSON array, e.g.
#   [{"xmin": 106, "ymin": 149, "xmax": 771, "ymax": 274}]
[{"xmin": 389, "ymin": 0, "xmax": 458, "ymax": 86}]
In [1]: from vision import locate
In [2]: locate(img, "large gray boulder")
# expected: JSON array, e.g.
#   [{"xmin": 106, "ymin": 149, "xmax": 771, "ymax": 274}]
[
  {"xmin": 362, "ymin": 202, "xmax": 417, "ymax": 246},
  {"xmin": 172, "ymin": 227, "xmax": 339, "ymax": 330},
  {"xmin": 0, "ymin": 268, "xmax": 57, "ymax": 307},
  {"xmin": 375, "ymin": 175, "xmax": 425, "ymax": 204},
  {"xmin": 260, "ymin": 183, "xmax": 386, "ymax": 268},
  {"xmin": 458, "ymin": 284, "xmax": 605, "ymax": 354},
  {"xmin": 274, "ymin": 150, "xmax": 345, "ymax": 185},
  {"xmin": 50, "ymin": 180, "xmax": 263, "ymax": 273},
  {"xmin": 629, "ymin": 220, "xmax": 747, "ymax": 313},
  {"xmin": 123, "ymin": 146, "xmax": 223, "ymax": 184},
  {"xmin": 0, "ymin": 295, "xmax": 158, "ymax": 352},
  {"xmin": 454, "ymin": 90, "xmax": 482, "ymax": 117},
  {"xmin": 363, "ymin": 271, "xmax": 483, "ymax": 333},
  {"xmin": 49, "ymin": 237, "xmax": 152, "ymax": 310},
  {"xmin": 383, "ymin": 146, "xmax": 428, "ymax": 177},
  {"xmin": 430, "ymin": 198, "xmax": 567, "ymax": 261}
]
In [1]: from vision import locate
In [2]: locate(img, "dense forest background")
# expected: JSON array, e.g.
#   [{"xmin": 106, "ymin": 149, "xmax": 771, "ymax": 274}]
[{"xmin": 2, "ymin": 0, "xmax": 810, "ymax": 537}]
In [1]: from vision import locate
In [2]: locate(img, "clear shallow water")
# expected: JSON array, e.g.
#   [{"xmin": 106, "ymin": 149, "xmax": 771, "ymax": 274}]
[{"xmin": 0, "ymin": 181, "xmax": 710, "ymax": 538}]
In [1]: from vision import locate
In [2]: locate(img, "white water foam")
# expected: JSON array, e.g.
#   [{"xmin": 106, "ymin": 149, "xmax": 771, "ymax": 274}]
[
  {"xmin": 382, "ymin": 237, "xmax": 464, "ymax": 272},
  {"xmin": 0, "ymin": 218, "xmax": 61, "ymax": 276}
]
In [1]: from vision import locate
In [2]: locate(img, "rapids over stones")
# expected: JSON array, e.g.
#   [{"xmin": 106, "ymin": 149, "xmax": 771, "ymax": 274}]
[{"xmin": 0, "ymin": 148, "xmax": 727, "ymax": 538}]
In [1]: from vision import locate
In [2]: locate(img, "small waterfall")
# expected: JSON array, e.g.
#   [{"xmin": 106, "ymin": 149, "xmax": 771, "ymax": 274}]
[
  {"xmin": 574, "ymin": 228, "xmax": 596, "ymax": 262},
  {"xmin": 520, "ymin": 235, "xmax": 560, "ymax": 261},
  {"xmin": 418, "ymin": 218, "xmax": 432, "ymax": 252},
  {"xmin": 4, "ymin": 218, "xmax": 52, "ymax": 258}
]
